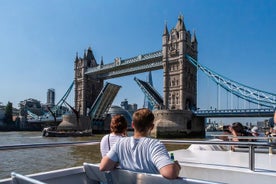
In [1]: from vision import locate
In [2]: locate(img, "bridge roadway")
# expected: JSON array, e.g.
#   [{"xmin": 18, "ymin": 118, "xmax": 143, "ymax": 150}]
[
  {"xmin": 85, "ymin": 50, "xmax": 162, "ymax": 79},
  {"xmin": 134, "ymin": 77, "xmax": 163, "ymax": 107},
  {"xmin": 194, "ymin": 108, "xmax": 275, "ymax": 117}
]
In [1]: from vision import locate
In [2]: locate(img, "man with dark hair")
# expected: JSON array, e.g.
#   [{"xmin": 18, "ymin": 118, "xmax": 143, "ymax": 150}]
[{"xmin": 100, "ymin": 108, "xmax": 181, "ymax": 179}]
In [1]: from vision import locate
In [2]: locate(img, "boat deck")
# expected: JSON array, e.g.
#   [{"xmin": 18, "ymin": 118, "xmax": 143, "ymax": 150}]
[{"xmin": 174, "ymin": 149, "xmax": 276, "ymax": 184}]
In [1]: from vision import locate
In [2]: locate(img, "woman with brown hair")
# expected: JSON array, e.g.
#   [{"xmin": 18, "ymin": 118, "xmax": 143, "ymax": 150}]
[{"xmin": 100, "ymin": 114, "xmax": 128, "ymax": 157}]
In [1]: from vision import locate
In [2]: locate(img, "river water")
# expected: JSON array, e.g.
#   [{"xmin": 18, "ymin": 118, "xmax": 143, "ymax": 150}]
[
  {"xmin": 0, "ymin": 131, "xmax": 103, "ymax": 179},
  {"xmin": 0, "ymin": 131, "xmax": 210, "ymax": 179}
]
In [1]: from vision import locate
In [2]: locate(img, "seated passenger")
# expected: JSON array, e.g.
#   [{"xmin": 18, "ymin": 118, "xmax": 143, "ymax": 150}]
[
  {"xmin": 100, "ymin": 114, "xmax": 128, "ymax": 157},
  {"xmin": 188, "ymin": 126, "xmax": 231, "ymax": 151},
  {"xmin": 229, "ymin": 122, "xmax": 253, "ymax": 150},
  {"xmin": 100, "ymin": 108, "xmax": 181, "ymax": 179},
  {"xmin": 251, "ymin": 126, "xmax": 266, "ymax": 142}
]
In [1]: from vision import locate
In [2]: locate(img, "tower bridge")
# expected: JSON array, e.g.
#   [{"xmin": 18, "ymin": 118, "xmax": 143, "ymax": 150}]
[{"xmin": 74, "ymin": 15, "xmax": 276, "ymax": 138}]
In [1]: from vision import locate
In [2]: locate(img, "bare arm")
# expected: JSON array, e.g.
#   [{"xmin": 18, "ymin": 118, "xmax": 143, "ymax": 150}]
[
  {"xmin": 229, "ymin": 126, "xmax": 239, "ymax": 142},
  {"xmin": 273, "ymin": 109, "xmax": 276, "ymax": 126},
  {"xmin": 99, "ymin": 156, "xmax": 117, "ymax": 171},
  {"xmin": 159, "ymin": 161, "xmax": 181, "ymax": 179}
]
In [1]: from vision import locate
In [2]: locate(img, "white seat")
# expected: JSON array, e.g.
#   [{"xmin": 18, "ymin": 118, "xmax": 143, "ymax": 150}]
[
  {"xmin": 83, "ymin": 162, "xmax": 222, "ymax": 184},
  {"xmin": 11, "ymin": 172, "xmax": 47, "ymax": 184}
]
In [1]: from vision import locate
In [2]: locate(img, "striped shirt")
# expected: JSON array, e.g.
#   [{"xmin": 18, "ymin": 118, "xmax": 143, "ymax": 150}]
[{"xmin": 106, "ymin": 136, "xmax": 173, "ymax": 174}]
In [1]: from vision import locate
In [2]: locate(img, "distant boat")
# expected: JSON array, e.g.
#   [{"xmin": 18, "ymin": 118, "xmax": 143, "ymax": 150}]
[
  {"xmin": 42, "ymin": 114, "xmax": 92, "ymax": 137},
  {"xmin": 42, "ymin": 126, "xmax": 92, "ymax": 137}
]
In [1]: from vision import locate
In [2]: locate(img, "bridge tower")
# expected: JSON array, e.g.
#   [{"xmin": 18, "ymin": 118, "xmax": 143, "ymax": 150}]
[
  {"xmin": 74, "ymin": 47, "xmax": 103, "ymax": 116},
  {"xmin": 162, "ymin": 15, "xmax": 198, "ymax": 110},
  {"xmin": 152, "ymin": 15, "xmax": 204, "ymax": 138}
]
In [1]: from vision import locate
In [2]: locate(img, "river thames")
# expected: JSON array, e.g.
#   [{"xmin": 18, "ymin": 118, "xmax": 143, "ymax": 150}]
[
  {"xmin": 0, "ymin": 131, "xmax": 104, "ymax": 179},
  {"xmin": 0, "ymin": 131, "xmax": 191, "ymax": 179}
]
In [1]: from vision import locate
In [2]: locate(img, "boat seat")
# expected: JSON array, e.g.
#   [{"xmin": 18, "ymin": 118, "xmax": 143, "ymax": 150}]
[
  {"xmin": 83, "ymin": 162, "xmax": 222, "ymax": 184},
  {"xmin": 11, "ymin": 172, "xmax": 47, "ymax": 184}
]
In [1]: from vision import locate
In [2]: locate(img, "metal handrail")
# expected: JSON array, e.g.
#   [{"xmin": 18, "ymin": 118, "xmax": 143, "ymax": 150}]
[
  {"xmin": 160, "ymin": 139, "xmax": 276, "ymax": 171},
  {"xmin": 0, "ymin": 141, "xmax": 100, "ymax": 151},
  {"xmin": 1, "ymin": 139, "xmax": 276, "ymax": 171}
]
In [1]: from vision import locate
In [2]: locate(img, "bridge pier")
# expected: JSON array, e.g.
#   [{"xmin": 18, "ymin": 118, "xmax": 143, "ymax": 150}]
[
  {"xmin": 152, "ymin": 110, "xmax": 205, "ymax": 138},
  {"xmin": 57, "ymin": 114, "xmax": 91, "ymax": 131}
]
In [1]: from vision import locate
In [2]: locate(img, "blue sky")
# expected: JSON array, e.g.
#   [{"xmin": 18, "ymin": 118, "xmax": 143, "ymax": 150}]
[{"xmin": 0, "ymin": 0, "xmax": 275, "ymax": 123}]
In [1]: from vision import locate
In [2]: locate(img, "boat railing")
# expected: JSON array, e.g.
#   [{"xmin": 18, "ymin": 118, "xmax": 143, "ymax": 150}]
[
  {"xmin": 160, "ymin": 138, "xmax": 276, "ymax": 172},
  {"xmin": 0, "ymin": 141, "xmax": 100, "ymax": 151},
  {"xmin": 1, "ymin": 138, "xmax": 276, "ymax": 172}
]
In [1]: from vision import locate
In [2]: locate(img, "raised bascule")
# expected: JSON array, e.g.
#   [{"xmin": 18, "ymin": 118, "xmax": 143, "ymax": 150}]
[{"xmin": 74, "ymin": 15, "xmax": 204, "ymax": 138}]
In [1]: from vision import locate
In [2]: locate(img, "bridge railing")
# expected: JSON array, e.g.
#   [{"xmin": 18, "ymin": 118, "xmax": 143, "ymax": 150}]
[{"xmin": 194, "ymin": 108, "xmax": 275, "ymax": 117}]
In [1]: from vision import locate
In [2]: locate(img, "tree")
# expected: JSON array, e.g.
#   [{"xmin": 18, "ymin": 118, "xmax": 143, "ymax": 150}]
[{"xmin": 4, "ymin": 102, "xmax": 13, "ymax": 124}]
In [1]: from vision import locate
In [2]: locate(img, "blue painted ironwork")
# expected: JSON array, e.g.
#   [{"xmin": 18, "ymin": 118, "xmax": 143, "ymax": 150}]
[
  {"xmin": 51, "ymin": 81, "xmax": 74, "ymax": 113},
  {"xmin": 194, "ymin": 108, "xmax": 275, "ymax": 117},
  {"xmin": 134, "ymin": 77, "xmax": 164, "ymax": 109},
  {"xmin": 84, "ymin": 47, "xmax": 275, "ymax": 118},
  {"xmin": 186, "ymin": 55, "xmax": 276, "ymax": 109},
  {"xmin": 26, "ymin": 81, "xmax": 74, "ymax": 121}
]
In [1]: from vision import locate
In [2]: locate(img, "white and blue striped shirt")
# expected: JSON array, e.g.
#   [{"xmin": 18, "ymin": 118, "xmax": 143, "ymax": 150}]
[{"xmin": 107, "ymin": 136, "xmax": 173, "ymax": 174}]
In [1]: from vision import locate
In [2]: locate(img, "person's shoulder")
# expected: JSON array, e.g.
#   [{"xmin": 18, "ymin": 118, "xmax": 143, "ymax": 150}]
[
  {"xmin": 100, "ymin": 134, "xmax": 110, "ymax": 141},
  {"xmin": 143, "ymin": 137, "xmax": 163, "ymax": 145},
  {"xmin": 117, "ymin": 136, "xmax": 131, "ymax": 142}
]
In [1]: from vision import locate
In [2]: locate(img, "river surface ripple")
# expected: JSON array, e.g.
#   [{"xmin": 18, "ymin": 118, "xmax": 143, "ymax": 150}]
[
  {"xmin": 0, "ymin": 131, "xmax": 102, "ymax": 179},
  {"xmin": 0, "ymin": 131, "xmax": 210, "ymax": 179}
]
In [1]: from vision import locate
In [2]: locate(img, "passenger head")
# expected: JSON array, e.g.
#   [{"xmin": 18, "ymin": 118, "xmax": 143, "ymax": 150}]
[
  {"xmin": 132, "ymin": 108, "xmax": 155, "ymax": 133},
  {"xmin": 219, "ymin": 125, "xmax": 231, "ymax": 141},
  {"xmin": 110, "ymin": 114, "xmax": 128, "ymax": 134},
  {"xmin": 231, "ymin": 122, "xmax": 245, "ymax": 134},
  {"xmin": 223, "ymin": 125, "xmax": 231, "ymax": 133}
]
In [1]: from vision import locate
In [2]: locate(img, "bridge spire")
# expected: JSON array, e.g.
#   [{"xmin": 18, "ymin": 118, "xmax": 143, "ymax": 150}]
[
  {"xmin": 163, "ymin": 21, "xmax": 169, "ymax": 36},
  {"xmin": 75, "ymin": 52, "xmax": 79, "ymax": 61},
  {"xmin": 191, "ymin": 30, "xmax": 197, "ymax": 43},
  {"xmin": 191, "ymin": 30, "xmax": 198, "ymax": 52},
  {"xmin": 176, "ymin": 13, "xmax": 185, "ymax": 31},
  {"xmin": 86, "ymin": 47, "xmax": 98, "ymax": 67},
  {"xmin": 100, "ymin": 56, "xmax": 104, "ymax": 65}
]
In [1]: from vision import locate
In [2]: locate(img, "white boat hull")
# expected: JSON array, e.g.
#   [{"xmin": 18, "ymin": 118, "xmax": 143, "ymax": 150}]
[{"xmin": 174, "ymin": 149, "xmax": 276, "ymax": 184}]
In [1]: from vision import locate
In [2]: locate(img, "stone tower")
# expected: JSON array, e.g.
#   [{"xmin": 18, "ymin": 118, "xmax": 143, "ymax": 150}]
[
  {"xmin": 74, "ymin": 47, "xmax": 103, "ymax": 116},
  {"xmin": 162, "ymin": 15, "xmax": 198, "ymax": 110},
  {"xmin": 152, "ymin": 15, "xmax": 204, "ymax": 138}
]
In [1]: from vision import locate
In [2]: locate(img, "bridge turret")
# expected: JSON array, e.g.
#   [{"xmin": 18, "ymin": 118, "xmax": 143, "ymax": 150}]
[
  {"xmin": 175, "ymin": 14, "xmax": 186, "ymax": 32},
  {"xmin": 86, "ymin": 47, "xmax": 98, "ymax": 68},
  {"xmin": 163, "ymin": 21, "xmax": 169, "ymax": 36},
  {"xmin": 162, "ymin": 22, "xmax": 169, "ymax": 50},
  {"xmin": 191, "ymin": 30, "xmax": 198, "ymax": 59},
  {"xmin": 100, "ymin": 56, "xmax": 104, "ymax": 66},
  {"xmin": 74, "ymin": 47, "xmax": 103, "ymax": 116},
  {"xmin": 75, "ymin": 52, "xmax": 79, "ymax": 61}
]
